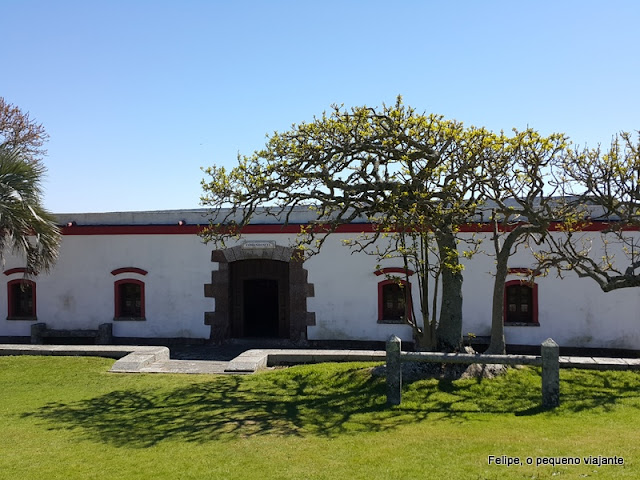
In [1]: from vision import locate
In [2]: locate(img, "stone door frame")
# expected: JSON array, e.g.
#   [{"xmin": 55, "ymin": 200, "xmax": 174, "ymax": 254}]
[{"xmin": 204, "ymin": 244, "xmax": 315, "ymax": 343}]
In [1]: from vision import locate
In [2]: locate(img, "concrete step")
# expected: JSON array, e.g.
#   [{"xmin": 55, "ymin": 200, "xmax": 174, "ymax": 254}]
[{"xmin": 138, "ymin": 359, "xmax": 236, "ymax": 374}]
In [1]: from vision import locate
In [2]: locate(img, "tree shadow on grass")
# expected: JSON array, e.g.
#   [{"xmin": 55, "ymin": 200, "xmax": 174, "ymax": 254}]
[
  {"xmin": 401, "ymin": 367, "xmax": 640, "ymax": 418},
  {"xmin": 22, "ymin": 365, "xmax": 640, "ymax": 448},
  {"xmin": 24, "ymin": 366, "xmax": 400, "ymax": 447}
]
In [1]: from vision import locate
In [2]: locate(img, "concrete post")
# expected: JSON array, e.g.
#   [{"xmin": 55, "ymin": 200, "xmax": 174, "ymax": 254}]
[
  {"xmin": 31, "ymin": 323, "xmax": 46, "ymax": 344},
  {"xmin": 386, "ymin": 335, "xmax": 402, "ymax": 406},
  {"xmin": 97, "ymin": 323, "xmax": 113, "ymax": 345},
  {"xmin": 541, "ymin": 338, "xmax": 560, "ymax": 408}
]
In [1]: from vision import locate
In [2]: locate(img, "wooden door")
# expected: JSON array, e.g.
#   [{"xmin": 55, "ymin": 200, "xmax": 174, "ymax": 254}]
[{"xmin": 230, "ymin": 259, "xmax": 290, "ymax": 338}]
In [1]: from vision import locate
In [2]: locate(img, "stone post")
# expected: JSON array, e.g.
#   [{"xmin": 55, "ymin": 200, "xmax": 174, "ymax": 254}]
[
  {"xmin": 386, "ymin": 335, "xmax": 402, "ymax": 406},
  {"xmin": 541, "ymin": 338, "xmax": 560, "ymax": 408},
  {"xmin": 31, "ymin": 323, "xmax": 46, "ymax": 344},
  {"xmin": 97, "ymin": 323, "xmax": 113, "ymax": 345}
]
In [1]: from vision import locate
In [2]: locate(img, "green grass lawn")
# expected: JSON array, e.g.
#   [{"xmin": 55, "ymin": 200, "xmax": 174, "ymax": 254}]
[{"xmin": 1, "ymin": 356, "xmax": 639, "ymax": 480}]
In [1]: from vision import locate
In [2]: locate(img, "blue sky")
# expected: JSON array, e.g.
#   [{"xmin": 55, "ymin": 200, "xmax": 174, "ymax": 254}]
[{"xmin": 3, "ymin": 0, "xmax": 639, "ymax": 213}]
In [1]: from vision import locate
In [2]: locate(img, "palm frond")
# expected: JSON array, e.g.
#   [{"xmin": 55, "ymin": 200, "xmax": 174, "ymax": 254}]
[{"xmin": 0, "ymin": 147, "xmax": 60, "ymax": 274}]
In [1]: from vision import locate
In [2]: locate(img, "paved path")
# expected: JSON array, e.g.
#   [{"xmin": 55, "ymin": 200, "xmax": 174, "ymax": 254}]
[
  {"xmin": 2, "ymin": 344, "xmax": 640, "ymax": 375},
  {"xmin": 140, "ymin": 359, "xmax": 231, "ymax": 374},
  {"xmin": 144, "ymin": 344, "xmax": 266, "ymax": 374},
  {"xmin": 0, "ymin": 344, "xmax": 248, "ymax": 374},
  {"xmin": 0, "ymin": 344, "xmax": 386, "ymax": 374}
]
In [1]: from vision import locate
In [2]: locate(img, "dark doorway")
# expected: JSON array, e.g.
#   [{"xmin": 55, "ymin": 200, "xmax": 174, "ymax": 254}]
[
  {"xmin": 230, "ymin": 259, "xmax": 290, "ymax": 338},
  {"xmin": 243, "ymin": 279, "xmax": 279, "ymax": 337}
]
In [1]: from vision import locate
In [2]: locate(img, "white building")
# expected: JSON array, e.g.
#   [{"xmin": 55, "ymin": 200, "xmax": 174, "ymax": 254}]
[{"xmin": 1, "ymin": 208, "xmax": 639, "ymax": 352}]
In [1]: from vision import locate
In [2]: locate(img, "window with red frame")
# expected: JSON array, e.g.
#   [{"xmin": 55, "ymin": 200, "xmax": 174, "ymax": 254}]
[
  {"xmin": 7, "ymin": 279, "xmax": 36, "ymax": 319},
  {"xmin": 114, "ymin": 279, "xmax": 145, "ymax": 320},
  {"xmin": 378, "ymin": 280, "xmax": 411, "ymax": 323},
  {"xmin": 504, "ymin": 280, "xmax": 538, "ymax": 324}
]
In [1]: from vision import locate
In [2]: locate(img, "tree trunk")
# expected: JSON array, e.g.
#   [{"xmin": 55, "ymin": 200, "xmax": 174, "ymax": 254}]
[
  {"xmin": 486, "ymin": 227, "xmax": 529, "ymax": 354},
  {"xmin": 413, "ymin": 312, "xmax": 437, "ymax": 350},
  {"xmin": 435, "ymin": 231, "xmax": 463, "ymax": 352},
  {"xmin": 485, "ymin": 246, "xmax": 510, "ymax": 354}
]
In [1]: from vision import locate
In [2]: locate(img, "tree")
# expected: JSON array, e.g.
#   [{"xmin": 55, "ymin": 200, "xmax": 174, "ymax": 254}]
[
  {"xmin": 479, "ymin": 129, "xmax": 570, "ymax": 354},
  {"xmin": 201, "ymin": 99, "xmax": 492, "ymax": 351},
  {"xmin": 0, "ymin": 97, "xmax": 49, "ymax": 164},
  {"xmin": 0, "ymin": 147, "xmax": 60, "ymax": 274},
  {"xmin": 535, "ymin": 132, "xmax": 640, "ymax": 292}
]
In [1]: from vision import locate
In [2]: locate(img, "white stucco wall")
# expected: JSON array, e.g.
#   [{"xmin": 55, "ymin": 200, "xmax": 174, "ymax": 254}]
[
  {"xmin": 305, "ymin": 231, "xmax": 640, "ymax": 350},
  {"xmin": 305, "ymin": 234, "xmax": 416, "ymax": 343},
  {"xmin": 1, "ymin": 217, "xmax": 639, "ymax": 350},
  {"xmin": 1, "ymin": 234, "xmax": 212, "ymax": 339},
  {"xmin": 459, "ymin": 232, "xmax": 640, "ymax": 349}
]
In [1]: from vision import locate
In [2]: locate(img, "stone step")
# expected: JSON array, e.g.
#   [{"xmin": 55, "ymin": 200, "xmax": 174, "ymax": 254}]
[
  {"xmin": 139, "ymin": 359, "xmax": 235, "ymax": 374},
  {"xmin": 559, "ymin": 356, "xmax": 640, "ymax": 370}
]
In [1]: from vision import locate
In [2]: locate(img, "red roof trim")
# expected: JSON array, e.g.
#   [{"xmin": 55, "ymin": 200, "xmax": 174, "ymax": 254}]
[
  {"xmin": 59, "ymin": 221, "xmax": 640, "ymax": 236},
  {"xmin": 62, "ymin": 225, "xmax": 203, "ymax": 235},
  {"xmin": 111, "ymin": 267, "xmax": 148, "ymax": 276}
]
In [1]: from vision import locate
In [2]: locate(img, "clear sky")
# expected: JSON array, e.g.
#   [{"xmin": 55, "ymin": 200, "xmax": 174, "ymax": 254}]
[{"xmin": 3, "ymin": 0, "xmax": 639, "ymax": 213}]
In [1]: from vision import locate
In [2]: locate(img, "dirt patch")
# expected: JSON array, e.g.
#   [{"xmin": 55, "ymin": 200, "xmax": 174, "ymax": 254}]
[
  {"xmin": 371, "ymin": 361, "xmax": 509, "ymax": 382},
  {"xmin": 370, "ymin": 347, "xmax": 513, "ymax": 382}
]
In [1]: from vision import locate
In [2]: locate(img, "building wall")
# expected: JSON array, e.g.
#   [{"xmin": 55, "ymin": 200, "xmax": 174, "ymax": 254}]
[
  {"xmin": 458, "ymin": 232, "xmax": 640, "ymax": 350},
  {"xmin": 1, "ymin": 226, "xmax": 639, "ymax": 349},
  {"xmin": 1, "ymin": 234, "xmax": 212, "ymax": 339},
  {"xmin": 305, "ymin": 234, "xmax": 416, "ymax": 343}
]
